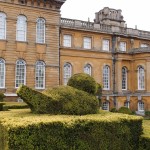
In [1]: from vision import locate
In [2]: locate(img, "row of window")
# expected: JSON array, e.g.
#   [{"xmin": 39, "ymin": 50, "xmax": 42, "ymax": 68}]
[
  {"xmin": 0, "ymin": 59, "xmax": 45, "ymax": 89},
  {"xmin": 0, "ymin": 59, "xmax": 145, "ymax": 90},
  {"xmin": 102, "ymin": 101, "xmax": 144, "ymax": 112},
  {"xmin": 63, "ymin": 34, "xmax": 149, "ymax": 51},
  {"xmin": 0, "ymin": 13, "xmax": 45, "ymax": 43},
  {"xmin": 64, "ymin": 63, "xmax": 145, "ymax": 90}
]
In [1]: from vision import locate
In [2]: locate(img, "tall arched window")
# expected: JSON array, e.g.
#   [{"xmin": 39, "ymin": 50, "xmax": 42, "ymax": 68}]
[
  {"xmin": 36, "ymin": 18, "xmax": 45, "ymax": 43},
  {"xmin": 138, "ymin": 66, "xmax": 145, "ymax": 90},
  {"xmin": 122, "ymin": 67, "xmax": 127, "ymax": 90},
  {"xmin": 64, "ymin": 63, "xmax": 72, "ymax": 85},
  {"xmin": 0, "ymin": 12, "xmax": 6, "ymax": 39},
  {"xmin": 35, "ymin": 61, "xmax": 45, "ymax": 89},
  {"xmin": 103, "ymin": 65, "xmax": 110, "ymax": 90},
  {"xmin": 16, "ymin": 15, "xmax": 27, "ymax": 41},
  {"xmin": 0, "ymin": 59, "xmax": 5, "ymax": 88},
  {"xmin": 15, "ymin": 60, "xmax": 26, "ymax": 88},
  {"xmin": 84, "ymin": 64, "xmax": 92, "ymax": 76}
]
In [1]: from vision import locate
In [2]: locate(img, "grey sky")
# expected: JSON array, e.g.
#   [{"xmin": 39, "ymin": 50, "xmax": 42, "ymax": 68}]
[{"xmin": 61, "ymin": 0, "xmax": 150, "ymax": 31}]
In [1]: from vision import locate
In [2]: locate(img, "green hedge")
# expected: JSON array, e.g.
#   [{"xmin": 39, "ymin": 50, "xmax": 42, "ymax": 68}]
[
  {"xmin": 16, "ymin": 85, "xmax": 54, "ymax": 114},
  {"xmin": 139, "ymin": 120, "xmax": 150, "ymax": 149},
  {"xmin": 67, "ymin": 73, "xmax": 97, "ymax": 94},
  {"xmin": 0, "ymin": 109, "xmax": 143, "ymax": 150},
  {"xmin": 17, "ymin": 85, "xmax": 99, "ymax": 115},
  {"xmin": 4, "ymin": 102, "xmax": 29, "ymax": 109},
  {"xmin": 139, "ymin": 136, "xmax": 150, "ymax": 150},
  {"xmin": 43, "ymin": 86, "xmax": 99, "ymax": 115},
  {"xmin": 118, "ymin": 107, "xmax": 132, "ymax": 115}
]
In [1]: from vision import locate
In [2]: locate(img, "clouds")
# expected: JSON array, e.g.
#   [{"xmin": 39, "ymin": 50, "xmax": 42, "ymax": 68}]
[{"xmin": 61, "ymin": 0, "xmax": 150, "ymax": 31}]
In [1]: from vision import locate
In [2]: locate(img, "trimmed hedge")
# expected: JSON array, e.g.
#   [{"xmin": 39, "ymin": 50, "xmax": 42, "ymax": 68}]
[
  {"xmin": 139, "ymin": 136, "xmax": 150, "ymax": 150},
  {"xmin": 139, "ymin": 120, "xmax": 150, "ymax": 149},
  {"xmin": 43, "ymin": 86, "xmax": 99, "ymax": 115},
  {"xmin": 17, "ymin": 85, "xmax": 99, "ymax": 115},
  {"xmin": 0, "ymin": 109, "xmax": 143, "ymax": 150},
  {"xmin": 118, "ymin": 107, "xmax": 132, "ymax": 115},
  {"xmin": 16, "ymin": 85, "xmax": 54, "ymax": 114},
  {"xmin": 67, "ymin": 73, "xmax": 97, "ymax": 94},
  {"xmin": 0, "ymin": 93, "xmax": 5, "ymax": 102},
  {"xmin": 0, "ymin": 103, "xmax": 5, "ymax": 111},
  {"xmin": 4, "ymin": 102, "xmax": 29, "ymax": 109}
]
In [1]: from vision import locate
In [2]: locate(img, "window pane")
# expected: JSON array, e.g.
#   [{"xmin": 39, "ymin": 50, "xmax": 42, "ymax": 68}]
[
  {"xmin": 102, "ymin": 102, "xmax": 109, "ymax": 111},
  {"xmin": 16, "ymin": 15, "xmax": 26, "ymax": 41},
  {"xmin": 103, "ymin": 40, "xmax": 109, "ymax": 51},
  {"xmin": 0, "ymin": 13, "xmax": 6, "ymax": 39},
  {"xmin": 122, "ymin": 67, "xmax": 127, "ymax": 90},
  {"xmin": 35, "ymin": 61, "xmax": 45, "ymax": 89},
  {"xmin": 64, "ymin": 63, "xmax": 72, "ymax": 85},
  {"xmin": 15, "ymin": 60, "xmax": 26, "ymax": 87},
  {"xmin": 0, "ymin": 59, "xmax": 5, "ymax": 88},
  {"xmin": 120, "ymin": 42, "xmax": 126, "ymax": 51},
  {"xmin": 63, "ymin": 35, "xmax": 71, "ymax": 47},
  {"xmin": 83, "ymin": 37, "xmax": 91, "ymax": 49},
  {"xmin": 103, "ymin": 66, "xmax": 110, "ymax": 90},
  {"xmin": 84, "ymin": 64, "xmax": 92, "ymax": 76},
  {"xmin": 140, "ymin": 44, "xmax": 148, "ymax": 48},
  {"xmin": 138, "ymin": 101, "xmax": 144, "ymax": 111},
  {"xmin": 36, "ymin": 18, "xmax": 45, "ymax": 43},
  {"xmin": 138, "ymin": 67, "xmax": 145, "ymax": 90}
]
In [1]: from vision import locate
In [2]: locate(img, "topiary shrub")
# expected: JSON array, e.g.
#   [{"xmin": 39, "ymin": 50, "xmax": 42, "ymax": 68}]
[
  {"xmin": 67, "ymin": 73, "xmax": 97, "ymax": 95},
  {"xmin": 145, "ymin": 111, "xmax": 150, "ymax": 117},
  {"xmin": 118, "ymin": 107, "xmax": 132, "ymax": 115},
  {"xmin": 110, "ymin": 107, "xmax": 118, "ymax": 112},
  {"xmin": 17, "ymin": 85, "xmax": 99, "ymax": 115},
  {"xmin": 16, "ymin": 85, "xmax": 54, "ymax": 114},
  {"xmin": 43, "ymin": 86, "xmax": 99, "ymax": 115},
  {"xmin": 0, "ymin": 93, "xmax": 5, "ymax": 102}
]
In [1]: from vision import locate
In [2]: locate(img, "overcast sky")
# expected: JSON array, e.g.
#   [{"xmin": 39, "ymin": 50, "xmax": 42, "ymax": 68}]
[{"xmin": 61, "ymin": 0, "xmax": 150, "ymax": 31}]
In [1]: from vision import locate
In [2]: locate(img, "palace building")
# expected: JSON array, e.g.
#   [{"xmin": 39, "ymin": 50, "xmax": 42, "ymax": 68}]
[{"xmin": 0, "ymin": 0, "xmax": 150, "ymax": 114}]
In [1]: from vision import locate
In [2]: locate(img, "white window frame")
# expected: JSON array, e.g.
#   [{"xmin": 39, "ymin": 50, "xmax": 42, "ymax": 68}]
[
  {"xmin": 122, "ymin": 67, "xmax": 127, "ymax": 90},
  {"xmin": 120, "ymin": 42, "xmax": 126, "ymax": 51},
  {"xmin": 138, "ymin": 101, "xmax": 144, "ymax": 112},
  {"xmin": 138, "ymin": 66, "xmax": 145, "ymax": 90},
  {"xmin": 103, "ymin": 65, "xmax": 110, "ymax": 90},
  {"xmin": 83, "ymin": 37, "xmax": 91, "ymax": 49},
  {"xmin": 15, "ymin": 59, "xmax": 26, "ymax": 88},
  {"xmin": 35, "ymin": 61, "xmax": 45, "ymax": 89},
  {"xmin": 16, "ymin": 15, "xmax": 27, "ymax": 42},
  {"xmin": 124, "ymin": 101, "xmax": 130, "ymax": 108},
  {"xmin": 36, "ymin": 18, "xmax": 45, "ymax": 44},
  {"xmin": 0, "ymin": 13, "xmax": 6, "ymax": 40},
  {"xmin": 63, "ymin": 63, "xmax": 72, "ymax": 85},
  {"xmin": 84, "ymin": 64, "xmax": 92, "ymax": 76},
  {"xmin": 140, "ymin": 44, "xmax": 148, "ymax": 48},
  {"xmin": 63, "ymin": 35, "xmax": 72, "ymax": 47},
  {"xmin": 102, "ymin": 102, "xmax": 109, "ymax": 111},
  {"xmin": 0, "ymin": 59, "xmax": 5, "ymax": 88},
  {"xmin": 102, "ymin": 39, "xmax": 109, "ymax": 51}
]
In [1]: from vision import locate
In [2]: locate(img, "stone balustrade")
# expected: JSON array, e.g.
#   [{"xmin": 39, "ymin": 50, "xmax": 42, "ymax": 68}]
[{"xmin": 61, "ymin": 18, "xmax": 150, "ymax": 39}]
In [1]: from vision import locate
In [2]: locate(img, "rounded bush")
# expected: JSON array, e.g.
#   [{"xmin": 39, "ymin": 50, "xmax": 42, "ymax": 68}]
[
  {"xmin": 110, "ymin": 108, "xmax": 118, "ymax": 113},
  {"xmin": 67, "ymin": 73, "xmax": 97, "ymax": 95},
  {"xmin": 118, "ymin": 107, "xmax": 132, "ymax": 115},
  {"xmin": 0, "ymin": 93, "xmax": 5, "ymax": 102},
  {"xmin": 43, "ymin": 86, "xmax": 99, "ymax": 115}
]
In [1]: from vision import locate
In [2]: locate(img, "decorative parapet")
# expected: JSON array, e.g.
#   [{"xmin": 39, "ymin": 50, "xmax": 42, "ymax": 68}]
[
  {"xmin": 61, "ymin": 18, "xmax": 150, "ymax": 39},
  {"xmin": 1, "ymin": 0, "xmax": 66, "ymax": 10}
]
